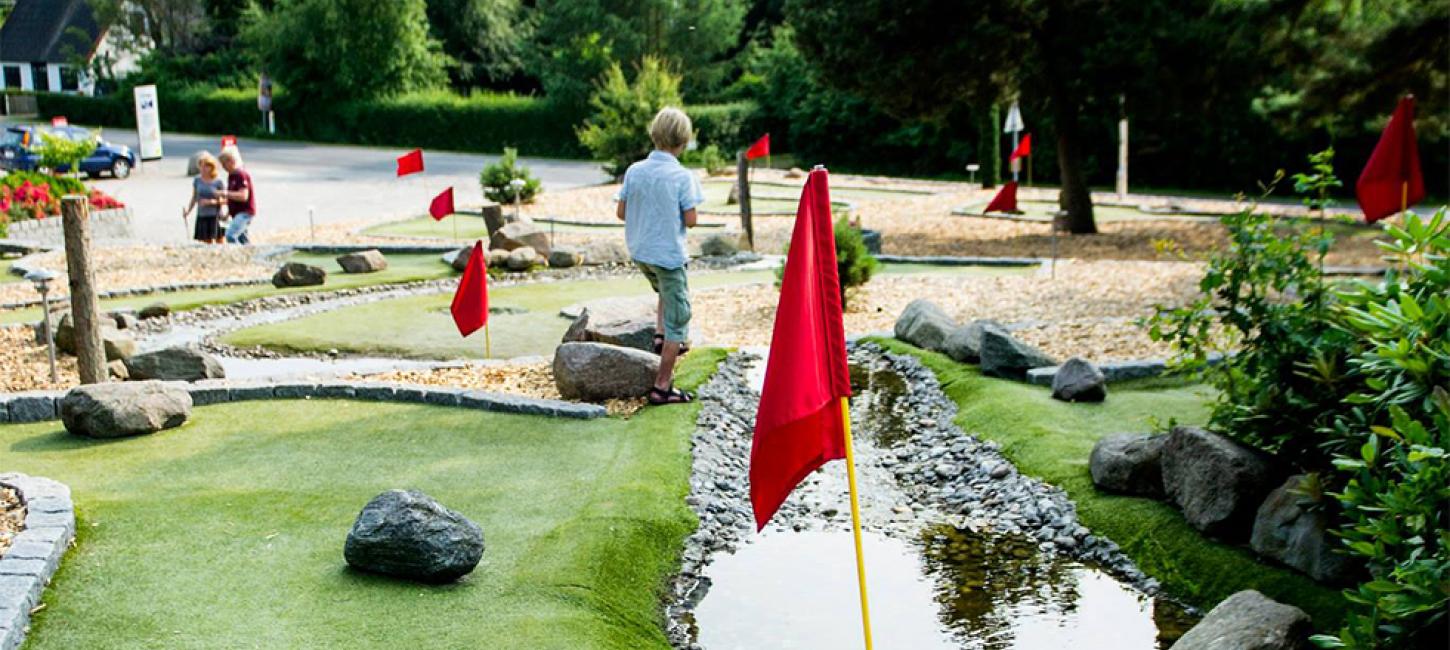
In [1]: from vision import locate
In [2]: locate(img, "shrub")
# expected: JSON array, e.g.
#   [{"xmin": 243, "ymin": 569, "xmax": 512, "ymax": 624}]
[
  {"xmin": 37, "ymin": 130, "xmax": 96, "ymax": 176},
  {"xmin": 576, "ymin": 57, "xmax": 683, "ymax": 179},
  {"xmin": 480, "ymin": 147, "xmax": 542, "ymax": 205},
  {"xmin": 774, "ymin": 215, "xmax": 879, "ymax": 310},
  {"xmin": 682, "ymin": 144, "xmax": 728, "ymax": 175}
]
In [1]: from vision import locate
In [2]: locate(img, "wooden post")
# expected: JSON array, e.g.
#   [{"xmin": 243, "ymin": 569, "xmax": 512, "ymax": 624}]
[
  {"xmin": 737, "ymin": 151, "xmax": 754, "ymax": 251},
  {"xmin": 62, "ymin": 195, "xmax": 107, "ymax": 384}
]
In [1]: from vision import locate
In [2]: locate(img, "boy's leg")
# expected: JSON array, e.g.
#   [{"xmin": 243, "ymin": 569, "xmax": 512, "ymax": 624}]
[{"xmin": 653, "ymin": 266, "xmax": 691, "ymax": 391}]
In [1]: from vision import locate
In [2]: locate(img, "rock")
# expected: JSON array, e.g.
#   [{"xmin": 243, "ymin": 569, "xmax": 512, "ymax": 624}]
[
  {"xmin": 894, "ymin": 299, "xmax": 956, "ymax": 351},
  {"xmin": 548, "ymin": 247, "xmax": 583, "ymax": 268},
  {"xmin": 489, "ymin": 221, "xmax": 551, "ymax": 257},
  {"xmin": 60, "ymin": 381, "xmax": 192, "ymax": 438},
  {"xmin": 1089, "ymin": 433, "xmax": 1165, "ymax": 498},
  {"xmin": 580, "ymin": 241, "xmax": 630, "ymax": 266},
  {"xmin": 586, "ymin": 317, "xmax": 656, "ymax": 352},
  {"xmin": 1162, "ymin": 426, "xmax": 1276, "ymax": 539},
  {"xmin": 343, "ymin": 489, "xmax": 484, "ymax": 583},
  {"xmin": 480, "ymin": 203, "xmax": 505, "ymax": 237},
  {"xmin": 186, "ymin": 150, "xmax": 207, "ymax": 176},
  {"xmin": 108, "ymin": 359, "xmax": 129, "ymax": 380},
  {"xmin": 861, "ymin": 229, "xmax": 882, "ymax": 255},
  {"xmin": 486, "ymin": 249, "xmax": 511, "ymax": 270},
  {"xmin": 700, "ymin": 233, "xmax": 741, "ymax": 257},
  {"xmin": 506, "ymin": 246, "xmax": 540, "ymax": 272},
  {"xmin": 726, "ymin": 182, "xmax": 740, "ymax": 205},
  {"xmin": 553, "ymin": 342, "xmax": 660, "ymax": 401},
  {"xmin": 562, "ymin": 308, "xmax": 590, "ymax": 343},
  {"xmin": 53, "ymin": 313, "xmax": 135, "ymax": 360},
  {"xmin": 785, "ymin": 167, "xmax": 805, "ymax": 179},
  {"xmin": 336, "ymin": 249, "xmax": 388, "ymax": 274},
  {"xmin": 979, "ymin": 326, "xmax": 1056, "ymax": 380},
  {"xmin": 138, "ymin": 302, "xmax": 170, "ymax": 320},
  {"xmin": 109, "ymin": 311, "xmax": 138, "ymax": 330},
  {"xmin": 272, "ymin": 262, "xmax": 327, "ymax": 288},
  {"xmin": 943, "ymin": 319, "xmax": 1006, "ymax": 363},
  {"xmin": 1052, "ymin": 357, "xmax": 1107, "ymax": 402},
  {"xmin": 449, "ymin": 247, "xmax": 473, "ymax": 272},
  {"xmin": 1171, "ymin": 590, "xmax": 1311, "ymax": 650},
  {"xmin": 123, "ymin": 346, "xmax": 226, "ymax": 382},
  {"xmin": 1250, "ymin": 475, "xmax": 1355, "ymax": 583}
]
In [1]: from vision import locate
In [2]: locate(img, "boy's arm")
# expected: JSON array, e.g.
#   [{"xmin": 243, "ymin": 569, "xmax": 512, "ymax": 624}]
[
  {"xmin": 680, "ymin": 174, "xmax": 704, "ymax": 229},
  {"xmin": 682, "ymin": 208, "xmax": 698, "ymax": 228},
  {"xmin": 616, "ymin": 200, "xmax": 626, "ymax": 222}
]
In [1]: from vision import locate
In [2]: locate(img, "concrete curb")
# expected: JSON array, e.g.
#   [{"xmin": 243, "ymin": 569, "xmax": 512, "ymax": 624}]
[
  {"xmin": 0, "ymin": 474, "xmax": 74, "ymax": 650},
  {"xmin": 0, "ymin": 379, "xmax": 607, "ymax": 422}
]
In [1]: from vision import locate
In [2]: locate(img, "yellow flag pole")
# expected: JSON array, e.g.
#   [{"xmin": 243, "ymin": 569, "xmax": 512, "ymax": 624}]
[
  {"xmin": 1401, "ymin": 181, "xmax": 1409, "ymax": 217},
  {"xmin": 485, "ymin": 323, "xmax": 492, "ymax": 359},
  {"xmin": 840, "ymin": 396, "xmax": 875, "ymax": 650},
  {"xmin": 452, "ymin": 213, "xmax": 459, "ymax": 241}
]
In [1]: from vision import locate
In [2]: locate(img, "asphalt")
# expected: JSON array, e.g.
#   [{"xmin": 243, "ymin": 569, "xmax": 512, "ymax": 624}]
[{"xmin": 78, "ymin": 131, "xmax": 609, "ymax": 242}]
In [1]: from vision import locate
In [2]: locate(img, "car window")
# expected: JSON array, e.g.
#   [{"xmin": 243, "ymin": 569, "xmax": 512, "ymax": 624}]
[{"xmin": 0, "ymin": 129, "xmax": 22, "ymax": 147}]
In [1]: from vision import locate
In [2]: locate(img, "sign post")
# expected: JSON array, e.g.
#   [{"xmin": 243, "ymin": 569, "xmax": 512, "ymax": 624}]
[{"xmin": 133, "ymin": 85, "xmax": 163, "ymax": 162}]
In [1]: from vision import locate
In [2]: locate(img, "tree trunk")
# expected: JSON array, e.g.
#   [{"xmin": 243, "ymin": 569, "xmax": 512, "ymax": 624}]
[
  {"xmin": 1041, "ymin": 5, "xmax": 1097, "ymax": 234},
  {"xmin": 980, "ymin": 104, "xmax": 1001, "ymax": 189}
]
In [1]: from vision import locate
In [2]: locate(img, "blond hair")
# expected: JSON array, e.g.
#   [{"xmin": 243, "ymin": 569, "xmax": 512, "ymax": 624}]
[
  {"xmin": 649, "ymin": 107, "xmax": 692, "ymax": 151},
  {"xmin": 197, "ymin": 152, "xmax": 221, "ymax": 180},
  {"xmin": 218, "ymin": 145, "xmax": 243, "ymax": 167}
]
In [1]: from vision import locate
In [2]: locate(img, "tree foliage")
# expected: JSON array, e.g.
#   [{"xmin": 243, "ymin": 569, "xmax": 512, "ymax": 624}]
[
  {"xmin": 576, "ymin": 57, "xmax": 684, "ymax": 179},
  {"xmin": 425, "ymin": 0, "xmax": 533, "ymax": 89},
  {"xmin": 242, "ymin": 0, "xmax": 449, "ymax": 102}
]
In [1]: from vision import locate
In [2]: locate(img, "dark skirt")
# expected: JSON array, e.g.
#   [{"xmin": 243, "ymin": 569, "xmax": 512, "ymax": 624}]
[{"xmin": 194, "ymin": 215, "xmax": 221, "ymax": 241}]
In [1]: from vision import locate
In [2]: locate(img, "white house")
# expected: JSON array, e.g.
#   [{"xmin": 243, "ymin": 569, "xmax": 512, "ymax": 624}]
[{"xmin": 0, "ymin": 0, "xmax": 144, "ymax": 96}]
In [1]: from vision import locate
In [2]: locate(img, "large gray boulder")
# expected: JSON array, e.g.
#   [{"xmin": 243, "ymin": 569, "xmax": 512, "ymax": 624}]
[
  {"xmin": 894, "ymin": 299, "xmax": 956, "ymax": 351},
  {"xmin": 700, "ymin": 232, "xmax": 742, "ymax": 257},
  {"xmin": 586, "ymin": 318, "xmax": 656, "ymax": 353},
  {"xmin": 562, "ymin": 308, "xmax": 591, "ymax": 343},
  {"xmin": 1089, "ymin": 433, "xmax": 1165, "ymax": 498},
  {"xmin": 943, "ymin": 319, "xmax": 1005, "ymax": 364},
  {"xmin": 1162, "ymin": 426, "xmax": 1276, "ymax": 539},
  {"xmin": 1052, "ymin": 357, "xmax": 1107, "ymax": 402},
  {"xmin": 336, "ymin": 249, "xmax": 388, "ymax": 274},
  {"xmin": 1170, "ymin": 590, "xmax": 1310, "ymax": 650},
  {"xmin": 60, "ymin": 381, "xmax": 192, "ymax": 438},
  {"xmin": 449, "ymin": 247, "xmax": 473, "ymax": 272},
  {"xmin": 580, "ymin": 241, "xmax": 630, "ymax": 266},
  {"xmin": 553, "ymin": 342, "xmax": 660, "ymax": 401},
  {"xmin": 979, "ymin": 327, "xmax": 1056, "ymax": 380},
  {"xmin": 138, "ymin": 302, "xmax": 170, "ymax": 320},
  {"xmin": 1251, "ymin": 475, "xmax": 1355, "ymax": 584},
  {"xmin": 490, "ymin": 221, "xmax": 551, "ymax": 257},
  {"xmin": 54, "ymin": 313, "xmax": 136, "ymax": 361},
  {"xmin": 344, "ymin": 490, "xmax": 484, "ymax": 583},
  {"xmin": 548, "ymin": 247, "xmax": 583, "ymax": 269},
  {"xmin": 272, "ymin": 262, "xmax": 327, "ymax": 288},
  {"xmin": 123, "ymin": 346, "xmax": 225, "ymax": 382},
  {"xmin": 506, "ymin": 246, "xmax": 540, "ymax": 272}
]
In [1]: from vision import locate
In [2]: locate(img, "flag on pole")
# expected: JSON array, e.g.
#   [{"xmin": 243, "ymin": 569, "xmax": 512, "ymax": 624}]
[
  {"xmin": 396, "ymin": 149, "xmax": 425, "ymax": 177},
  {"xmin": 450, "ymin": 241, "xmax": 489, "ymax": 337},
  {"xmin": 1009, "ymin": 133, "xmax": 1032, "ymax": 161},
  {"xmin": 745, "ymin": 134, "xmax": 771, "ymax": 161},
  {"xmin": 1357, "ymin": 96, "xmax": 1424, "ymax": 223},
  {"xmin": 429, "ymin": 187, "xmax": 455, "ymax": 221},
  {"xmin": 1003, "ymin": 102, "xmax": 1025, "ymax": 134},
  {"xmin": 984, "ymin": 181, "xmax": 1019, "ymax": 214},
  {"xmin": 750, "ymin": 167, "xmax": 852, "ymax": 530}
]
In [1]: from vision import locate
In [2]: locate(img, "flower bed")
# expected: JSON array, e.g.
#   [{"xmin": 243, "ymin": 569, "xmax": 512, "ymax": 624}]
[{"xmin": 0, "ymin": 172, "xmax": 125, "ymax": 238}]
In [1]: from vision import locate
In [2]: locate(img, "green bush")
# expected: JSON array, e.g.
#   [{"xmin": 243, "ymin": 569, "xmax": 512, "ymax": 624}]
[
  {"xmin": 681, "ymin": 144, "xmax": 728, "ymax": 175},
  {"xmin": 774, "ymin": 215, "xmax": 879, "ymax": 310},
  {"xmin": 576, "ymin": 57, "xmax": 683, "ymax": 179},
  {"xmin": 480, "ymin": 147, "xmax": 542, "ymax": 204},
  {"xmin": 36, "ymin": 130, "xmax": 95, "ymax": 175},
  {"xmin": 1312, "ymin": 209, "xmax": 1450, "ymax": 650},
  {"xmin": 689, "ymin": 101, "xmax": 761, "ymax": 152}
]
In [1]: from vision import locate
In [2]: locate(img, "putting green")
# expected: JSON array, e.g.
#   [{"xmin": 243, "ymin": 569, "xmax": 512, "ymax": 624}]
[
  {"xmin": 2, "ymin": 350, "xmax": 723, "ymax": 649},
  {"xmin": 0, "ymin": 252, "xmax": 457, "ymax": 325},
  {"xmin": 223, "ymin": 270, "xmax": 775, "ymax": 359}
]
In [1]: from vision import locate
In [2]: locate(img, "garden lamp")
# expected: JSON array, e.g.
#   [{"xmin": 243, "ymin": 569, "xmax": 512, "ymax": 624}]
[
  {"xmin": 966, "ymin": 163, "xmax": 980, "ymax": 186},
  {"xmin": 26, "ymin": 269, "xmax": 59, "ymax": 384}
]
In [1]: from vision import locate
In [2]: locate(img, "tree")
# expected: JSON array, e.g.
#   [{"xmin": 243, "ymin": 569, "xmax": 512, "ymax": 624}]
[
  {"xmin": 242, "ymin": 0, "xmax": 449, "ymax": 102},
  {"xmin": 425, "ymin": 0, "xmax": 533, "ymax": 90},
  {"xmin": 576, "ymin": 57, "xmax": 684, "ymax": 178},
  {"xmin": 88, "ymin": 0, "xmax": 210, "ymax": 55},
  {"xmin": 531, "ymin": 0, "xmax": 746, "ymax": 107},
  {"xmin": 786, "ymin": 0, "xmax": 1207, "ymax": 233}
]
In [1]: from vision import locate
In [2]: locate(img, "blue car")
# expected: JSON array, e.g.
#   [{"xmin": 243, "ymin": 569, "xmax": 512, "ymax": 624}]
[{"xmin": 0, "ymin": 125, "xmax": 138, "ymax": 179}]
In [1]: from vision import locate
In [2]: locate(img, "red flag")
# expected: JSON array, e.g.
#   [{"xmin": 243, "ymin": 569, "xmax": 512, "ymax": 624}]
[
  {"xmin": 1357, "ymin": 96, "xmax": 1425, "ymax": 223},
  {"xmin": 745, "ymin": 134, "xmax": 770, "ymax": 161},
  {"xmin": 450, "ymin": 241, "xmax": 489, "ymax": 337},
  {"xmin": 429, "ymin": 187, "xmax": 455, "ymax": 221},
  {"xmin": 1009, "ymin": 133, "xmax": 1032, "ymax": 161},
  {"xmin": 749, "ymin": 168, "xmax": 852, "ymax": 531},
  {"xmin": 220, "ymin": 135, "xmax": 237, "ymax": 149},
  {"xmin": 396, "ymin": 149, "xmax": 425, "ymax": 177},
  {"xmin": 984, "ymin": 181, "xmax": 1019, "ymax": 214}
]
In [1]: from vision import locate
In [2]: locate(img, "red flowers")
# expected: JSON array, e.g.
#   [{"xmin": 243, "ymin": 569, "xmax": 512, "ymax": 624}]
[
  {"xmin": 0, "ymin": 175, "xmax": 124, "ymax": 222},
  {"xmin": 88, "ymin": 189, "xmax": 124, "ymax": 210}
]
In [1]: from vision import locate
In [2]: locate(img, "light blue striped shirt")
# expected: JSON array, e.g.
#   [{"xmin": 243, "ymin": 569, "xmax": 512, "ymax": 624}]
[{"xmin": 618, "ymin": 150, "xmax": 704, "ymax": 269}]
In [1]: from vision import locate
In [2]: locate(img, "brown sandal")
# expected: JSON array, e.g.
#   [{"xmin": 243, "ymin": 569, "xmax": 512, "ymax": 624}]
[{"xmin": 648, "ymin": 385, "xmax": 694, "ymax": 405}]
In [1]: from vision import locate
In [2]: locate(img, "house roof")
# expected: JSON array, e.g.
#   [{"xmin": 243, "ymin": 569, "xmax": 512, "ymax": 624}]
[{"xmin": 0, "ymin": 0, "xmax": 104, "ymax": 64}]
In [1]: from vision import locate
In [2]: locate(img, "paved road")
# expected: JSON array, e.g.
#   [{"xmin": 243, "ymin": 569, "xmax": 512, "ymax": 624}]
[{"xmin": 85, "ymin": 131, "xmax": 609, "ymax": 242}]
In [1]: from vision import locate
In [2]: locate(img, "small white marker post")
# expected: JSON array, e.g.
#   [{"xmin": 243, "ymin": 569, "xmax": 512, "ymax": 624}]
[{"xmin": 308, "ymin": 205, "xmax": 316, "ymax": 243}]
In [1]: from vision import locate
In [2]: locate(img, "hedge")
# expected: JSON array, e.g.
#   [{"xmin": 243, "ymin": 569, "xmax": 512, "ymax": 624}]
[{"xmin": 18, "ymin": 89, "xmax": 761, "ymax": 160}]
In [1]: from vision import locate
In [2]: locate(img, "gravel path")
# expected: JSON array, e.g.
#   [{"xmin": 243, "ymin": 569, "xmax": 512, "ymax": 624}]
[
  {"xmin": 0, "ymin": 485, "xmax": 22, "ymax": 559},
  {"xmin": 0, "ymin": 244, "xmax": 273, "ymax": 305}
]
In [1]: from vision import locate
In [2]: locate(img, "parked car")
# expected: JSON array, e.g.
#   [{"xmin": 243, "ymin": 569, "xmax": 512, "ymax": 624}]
[{"xmin": 0, "ymin": 125, "xmax": 138, "ymax": 179}]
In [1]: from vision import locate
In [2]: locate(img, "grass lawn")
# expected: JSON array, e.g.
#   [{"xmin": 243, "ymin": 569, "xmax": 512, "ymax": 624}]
[
  {"xmin": 2, "ymin": 350, "xmax": 725, "ymax": 650},
  {"xmin": 870, "ymin": 338, "xmax": 1347, "ymax": 628},
  {"xmin": 1, "ymin": 262, "xmax": 21, "ymax": 284},
  {"xmin": 0, "ymin": 252, "xmax": 457, "ymax": 325},
  {"xmin": 223, "ymin": 270, "xmax": 775, "ymax": 359}
]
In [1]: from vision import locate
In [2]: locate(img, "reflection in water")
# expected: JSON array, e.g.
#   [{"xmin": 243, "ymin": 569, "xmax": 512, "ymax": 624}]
[
  {"xmin": 921, "ymin": 525, "xmax": 1196, "ymax": 649},
  {"xmin": 848, "ymin": 362, "xmax": 913, "ymax": 446}
]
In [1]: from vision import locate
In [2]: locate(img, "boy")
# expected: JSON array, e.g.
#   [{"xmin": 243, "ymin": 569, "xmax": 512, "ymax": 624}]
[{"xmin": 616, "ymin": 107, "xmax": 703, "ymax": 405}]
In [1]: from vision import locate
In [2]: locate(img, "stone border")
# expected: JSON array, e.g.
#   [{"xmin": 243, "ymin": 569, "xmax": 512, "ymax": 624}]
[
  {"xmin": 873, "ymin": 253, "xmax": 1044, "ymax": 267},
  {"xmin": 0, "ymin": 380, "xmax": 605, "ymax": 423},
  {"xmin": 0, "ymin": 473, "xmax": 74, "ymax": 650},
  {"xmin": 1027, "ymin": 353, "xmax": 1228, "ymax": 386}
]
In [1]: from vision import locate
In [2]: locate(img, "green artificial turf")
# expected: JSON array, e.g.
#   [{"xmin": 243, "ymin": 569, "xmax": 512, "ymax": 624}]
[
  {"xmin": 223, "ymin": 270, "xmax": 774, "ymax": 360},
  {"xmin": 870, "ymin": 338, "xmax": 1347, "ymax": 628},
  {"xmin": 0, "ymin": 252, "xmax": 457, "ymax": 325},
  {"xmin": 2, "ymin": 351, "xmax": 725, "ymax": 650}
]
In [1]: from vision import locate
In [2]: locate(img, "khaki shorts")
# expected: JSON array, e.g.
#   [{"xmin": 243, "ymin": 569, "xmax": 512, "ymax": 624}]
[{"xmin": 635, "ymin": 261, "xmax": 691, "ymax": 342}]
